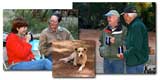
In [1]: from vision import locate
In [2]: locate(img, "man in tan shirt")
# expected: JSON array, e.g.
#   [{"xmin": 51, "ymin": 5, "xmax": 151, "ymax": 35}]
[{"xmin": 39, "ymin": 14, "xmax": 74, "ymax": 61}]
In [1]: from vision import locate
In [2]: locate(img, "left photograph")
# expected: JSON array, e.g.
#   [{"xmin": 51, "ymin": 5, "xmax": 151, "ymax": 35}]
[{"xmin": 3, "ymin": 9, "xmax": 79, "ymax": 71}]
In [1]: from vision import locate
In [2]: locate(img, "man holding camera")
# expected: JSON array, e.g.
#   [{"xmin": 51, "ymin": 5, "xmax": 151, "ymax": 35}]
[{"xmin": 99, "ymin": 10, "xmax": 127, "ymax": 74}]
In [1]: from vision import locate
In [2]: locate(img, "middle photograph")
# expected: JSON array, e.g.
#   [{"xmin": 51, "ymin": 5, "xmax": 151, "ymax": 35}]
[{"xmin": 47, "ymin": 10, "xmax": 96, "ymax": 78}]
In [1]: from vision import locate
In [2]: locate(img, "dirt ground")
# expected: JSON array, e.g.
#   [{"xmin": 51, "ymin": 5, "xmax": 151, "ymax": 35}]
[
  {"xmin": 148, "ymin": 32, "xmax": 156, "ymax": 49},
  {"xmin": 52, "ymin": 40, "xmax": 96, "ymax": 78}
]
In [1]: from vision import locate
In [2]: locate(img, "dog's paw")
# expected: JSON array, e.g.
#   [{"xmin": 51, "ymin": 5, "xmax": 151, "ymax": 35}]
[
  {"xmin": 78, "ymin": 67, "xmax": 82, "ymax": 72},
  {"xmin": 73, "ymin": 62, "xmax": 77, "ymax": 66}
]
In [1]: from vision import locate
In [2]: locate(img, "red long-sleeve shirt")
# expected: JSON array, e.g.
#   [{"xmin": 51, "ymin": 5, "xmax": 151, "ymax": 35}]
[{"xmin": 6, "ymin": 33, "xmax": 34, "ymax": 65}]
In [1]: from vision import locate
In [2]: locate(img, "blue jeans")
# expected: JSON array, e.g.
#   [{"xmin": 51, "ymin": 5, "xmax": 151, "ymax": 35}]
[
  {"xmin": 45, "ymin": 54, "xmax": 52, "ymax": 62},
  {"xmin": 103, "ymin": 59, "xmax": 124, "ymax": 74},
  {"xmin": 9, "ymin": 59, "xmax": 52, "ymax": 70},
  {"xmin": 126, "ymin": 64, "xmax": 144, "ymax": 74}
]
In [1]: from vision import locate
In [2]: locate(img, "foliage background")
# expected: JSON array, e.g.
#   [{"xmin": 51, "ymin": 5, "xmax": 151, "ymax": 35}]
[
  {"xmin": 3, "ymin": 9, "xmax": 79, "ymax": 39},
  {"xmin": 73, "ymin": 2, "xmax": 156, "ymax": 31}
]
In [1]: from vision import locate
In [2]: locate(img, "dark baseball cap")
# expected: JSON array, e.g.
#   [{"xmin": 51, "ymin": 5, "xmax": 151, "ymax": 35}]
[{"xmin": 121, "ymin": 6, "xmax": 137, "ymax": 15}]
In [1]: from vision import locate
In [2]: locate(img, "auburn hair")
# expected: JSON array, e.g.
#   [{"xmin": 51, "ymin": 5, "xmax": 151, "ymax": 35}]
[{"xmin": 11, "ymin": 17, "xmax": 28, "ymax": 33}]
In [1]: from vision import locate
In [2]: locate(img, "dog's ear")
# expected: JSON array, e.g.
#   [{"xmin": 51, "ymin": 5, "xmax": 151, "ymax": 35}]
[
  {"xmin": 84, "ymin": 48, "xmax": 87, "ymax": 51},
  {"xmin": 47, "ymin": 42, "xmax": 52, "ymax": 47},
  {"xmin": 75, "ymin": 48, "xmax": 78, "ymax": 51}
]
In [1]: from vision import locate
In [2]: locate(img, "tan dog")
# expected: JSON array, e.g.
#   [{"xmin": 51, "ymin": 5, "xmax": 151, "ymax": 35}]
[{"xmin": 59, "ymin": 47, "xmax": 87, "ymax": 71}]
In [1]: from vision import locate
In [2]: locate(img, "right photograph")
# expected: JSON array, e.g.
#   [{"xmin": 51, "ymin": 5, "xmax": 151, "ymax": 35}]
[{"xmin": 73, "ymin": 2, "xmax": 156, "ymax": 74}]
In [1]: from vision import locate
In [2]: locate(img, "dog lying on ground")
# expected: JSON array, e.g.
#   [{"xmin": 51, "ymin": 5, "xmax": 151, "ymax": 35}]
[{"xmin": 59, "ymin": 47, "xmax": 87, "ymax": 71}]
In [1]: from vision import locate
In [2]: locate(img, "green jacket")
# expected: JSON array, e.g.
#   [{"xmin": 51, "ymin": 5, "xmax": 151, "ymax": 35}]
[
  {"xmin": 99, "ymin": 24, "xmax": 127, "ymax": 60},
  {"xmin": 124, "ymin": 17, "xmax": 149, "ymax": 67}
]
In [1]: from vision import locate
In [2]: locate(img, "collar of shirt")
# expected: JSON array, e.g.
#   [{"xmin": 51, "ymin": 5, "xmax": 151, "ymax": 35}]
[{"xmin": 48, "ymin": 26, "xmax": 63, "ymax": 33}]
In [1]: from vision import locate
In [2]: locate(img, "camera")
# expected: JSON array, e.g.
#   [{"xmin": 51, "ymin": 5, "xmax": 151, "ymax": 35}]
[{"xmin": 118, "ymin": 46, "xmax": 124, "ymax": 54}]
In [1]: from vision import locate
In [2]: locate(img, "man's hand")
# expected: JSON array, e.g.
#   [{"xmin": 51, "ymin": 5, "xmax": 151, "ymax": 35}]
[{"xmin": 117, "ymin": 53, "xmax": 124, "ymax": 59}]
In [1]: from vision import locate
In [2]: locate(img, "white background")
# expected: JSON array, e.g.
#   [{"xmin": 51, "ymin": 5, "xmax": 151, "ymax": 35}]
[{"xmin": 0, "ymin": 0, "xmax": 159, "ymax": 80}]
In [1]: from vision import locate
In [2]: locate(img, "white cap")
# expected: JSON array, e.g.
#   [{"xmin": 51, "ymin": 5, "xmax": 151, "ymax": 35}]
[{"xmin": 105, "ymin": 10, "xmax": 120, "ymax": 17}]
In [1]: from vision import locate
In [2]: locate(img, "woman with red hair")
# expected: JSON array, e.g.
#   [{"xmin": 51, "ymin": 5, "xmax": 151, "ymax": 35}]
[{"xmin": 6, "ymin": 17, "xmax": 52, "ymax": 70}]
